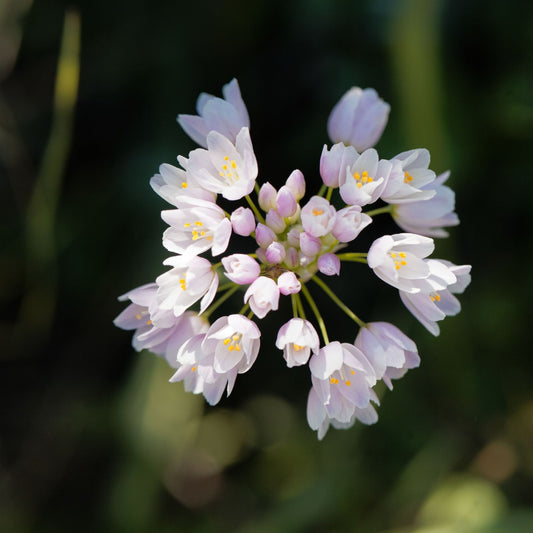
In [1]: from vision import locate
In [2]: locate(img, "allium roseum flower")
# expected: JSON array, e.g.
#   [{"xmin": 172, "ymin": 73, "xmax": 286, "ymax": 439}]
[
  {"xmin": 392, "ymin": 171, "xmax": 460, "ymax": 237},
  {"xmin": 178, "ymin": 78, "xmax": 249, "ymax": 148},
  {"xmin": 327, "ymin": 87, "xmax": 390, "ymax": 152},
  {"xmin": 399, "ymin": 260, "xmax": 472, "ymax": 335},
  {"xmin": 115, "ymin": 79, "xmax": 471, "ymax": 439}
]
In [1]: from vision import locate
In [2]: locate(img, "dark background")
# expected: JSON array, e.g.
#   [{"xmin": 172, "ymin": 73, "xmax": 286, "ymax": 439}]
[{"xmin": 1, "ymin": 0, "xmax": 533, "ymax": 531}]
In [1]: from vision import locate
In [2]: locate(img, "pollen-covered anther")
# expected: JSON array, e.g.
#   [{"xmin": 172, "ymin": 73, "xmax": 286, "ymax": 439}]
[
  {"xmin": 179, "ymin": 277, "xmax": 186, "ymax": 291},
  {"xmin": 223, "ymin": 333, "xmax": 242, "ymax": 352},
  {"xmin": 219, "ymin": 155, "xmax": 240, "ymax": 183},
  {"xmin": 293, "ymin": 343, "xmax": 304, "ymax": 351},
  {"xmin": 181, "ymin": 182, "xmax": 188, "ymax": 188},
  {"xmin": 312, "ymin": 208, "xmax": 324, "ymax": 216},
  {"xmin": 391, "ymin": 251, "xmax": 407, "ymax": 270},
  {"xmin": 353, "ymin": 170, "xmax": 374, "ymax": 189},
  {"xmin": 330, "ymin": 377, "xmax": 340, "ymax": 385},
  {"xmin": 345, "ymin": 380, "xmax": 351, "ymax": 386},
  {"xmin": 430, "ymin": 293, "xmax": 441, "ymax": 302},
  {"xmin": 404, "ymin": 171, "xmax": 413, "ymax": 183}
]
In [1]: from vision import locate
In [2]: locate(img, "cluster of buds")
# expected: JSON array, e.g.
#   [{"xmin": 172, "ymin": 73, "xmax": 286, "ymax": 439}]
[{"xmin": 115, "ymin": 80, "xmax": 471, "ymax": 439}]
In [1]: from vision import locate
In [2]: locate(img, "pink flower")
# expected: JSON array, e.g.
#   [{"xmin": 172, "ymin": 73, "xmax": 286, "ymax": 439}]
[
  {"xmin": 244, "ymin": 276, "xmax": 280, "ymax": 318},
  {"xmin": 301, "ymin": 196, "xmax": 336, "ymax": 238},
  {"xmin": 177, "ymin": 78, "xmax": 249, "ymax": 148},
  {"xmin": 276, "ymin": 318, "xmax": 319, "ymax": 367},
  {"xmin": 317, "ymin": 253, "xmax": 340, "ymax": 276},
  {"xmin": 277, "ymin": 271, "xmax": 301, "ymax": 295},
  {"xmin": 222, "ymin": 254, "xmax": 261, "ymax": 285},
  {"xmin": 354, "ymin": 322, "xmax": 420, "ymax": 389},
  {"xmin": 332, "ymin": 205, "xmax": 372, "ymax": 243}
]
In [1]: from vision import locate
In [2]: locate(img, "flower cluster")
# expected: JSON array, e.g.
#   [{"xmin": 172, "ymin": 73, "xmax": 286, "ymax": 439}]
[{"xmin": 115, "ymin": 79, "xmax": 471, "ymax": 439}]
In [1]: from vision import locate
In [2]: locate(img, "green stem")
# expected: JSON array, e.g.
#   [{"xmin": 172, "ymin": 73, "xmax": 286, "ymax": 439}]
[
  {"xmin": 254, "ymin": 182, "xmax": 261, "ymax": 196},
  {"xmin": 238, "ymin": 302, "xmax": 250, "ymax": 315},
  {"xmin": 337, "ymin": 252, "xmax": 368, "ymax": 264},
  {"xmin": 291, "ymin": 294, "xmax": 298, "ymax": 318},
  {"xmin": 245, "ymin": 194, "xmax": 265, "ymax": 225},
  {"xmin": 247, "ymin": 310, "xmax": 255, "ymax": 320},
  {"xmin": 325, "ymin": 186, "xmax": 334, "ymax": 202},
  {"xmin": 317, "ymin": 184, "xmax": 327, "ymax": 197},
  {"xmin": 311, "ymin": 276, "xmax": 366, "ymax": 328},
  {"xmin": 217, "ymin": 282, "xmax": 237, "ymax": 292},
  {"xmin": 203, "ymin": 285, "xmax": 240, "ymax": 319},
  {"xmin": 365, "ymin": 205, "xmax": 393, "ymax": 217},
  {"xmin": 300, "ymin": 283, "xmax": 329, "ymax": 345},
  {"xmin": 295, "ymin": 292, "xmax": 307, "ymax": 320}
]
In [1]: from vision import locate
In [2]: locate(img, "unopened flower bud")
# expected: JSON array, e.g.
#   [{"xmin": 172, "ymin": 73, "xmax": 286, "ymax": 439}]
[
  {"xmin": 285, "ymin": 247, "xmax": 299, "ymax": 268},
  {"xmin": 258, "ymin": 182, "xmax": 277, "ymax": 212},
  {"xmin": 327, "ymin": 87, "xmax": 390, "ymax": 152},
  {"xmin": 266, "ymin": 209, "xmax": 287, "ymax": 233},
  {"xmin": 285, "ymin": 170, "xmax": 306, "ymax": 200},
  {"xmin": 222, "ymin": 254, "xmax": 261, "ymax": 284},
  {"xmin": 230, "ymin": 207, "xmax": 256, "ymax": 236},
  {"xmin": 277, "ymin": 271, "xmax": 301, "ymax": 295},
  {"xmin": 255, "ymin": 223, "xmax": 276, "ymax": 248},
  {"xmin": 300, "ymin": 232, "xmax": 321, "ymax": 257},
  {"xmin": 317, "ymin": 253, "xmax": 341, "ymax": 276},
  {"xmin": 320, "ymin": 142, "xmax": 358, "ymax": 188},
  {"xmin": 276, "ymin": 186, "xmax": 298, "ymax": 218},
  {"xmin": 265, "ymin": 241, "xmax": 286, "ymax": 264}
]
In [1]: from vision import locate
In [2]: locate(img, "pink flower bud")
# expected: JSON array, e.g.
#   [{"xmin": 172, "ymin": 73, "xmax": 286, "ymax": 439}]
[
  {"xmin": 285, "ymin": 169, "xmax": 306, "ymax": 200},
  {"xmin": 317, "ymin": 253, "xmax": 340, "ymax": 276},
  {"xmin": 327, "ymin": 87, "xmax": 390, "ymax": 152},
  {"xmin": 276, "ymin": 186, "xmax": 297, "ymax": 218},
  {"xmin": 266, "ymin": 209, "xmax": 286, "ymax": 233},
  {"xmin": 300, "ymin": 231, "xmax": 321, "ymax": 257},
  {"xmin": 285, "ymin": 247, "xmax": 299, "ymax": 268},
  {"xmin": 255, "ymin": 223, "xmax": 276, "ymax": 248},
  {"xmin": 332, "ymin": 205, "xmax": 372, "ymax": 243},
  {"xmin": 286, "ymin": 228, "xmax": 301, "ymax": 247},
  {"xmin": 277, "ymin": 271, "xmax": 301, "ymax": 295},
  {"xmin": 258, "ymin": 182, "xmax": 277, "ymax": 212},
  {"xmin": 222, "ymin": 254, "xmax": 261, "ymax": 284},
  {"xmin": 230, "ymin": 207, "xmax": 256, "ymax": 236},
  {"xmin": 265, "ymin": 241, "xmax": 286, "ymax": 264}
]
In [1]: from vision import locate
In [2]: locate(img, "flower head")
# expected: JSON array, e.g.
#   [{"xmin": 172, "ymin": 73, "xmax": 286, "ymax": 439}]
[{"xmin": 276, "ymin": 318, "xmax": 319, "ymax": 367}]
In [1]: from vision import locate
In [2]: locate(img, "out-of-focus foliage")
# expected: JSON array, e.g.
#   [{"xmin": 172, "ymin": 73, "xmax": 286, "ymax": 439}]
[{"xmin": 1, "ymin": 0, "xmax": 532, "ymax": 532}]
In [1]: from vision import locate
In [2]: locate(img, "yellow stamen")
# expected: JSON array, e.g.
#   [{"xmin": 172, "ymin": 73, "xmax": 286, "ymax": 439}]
[
  {"xmin": 146, "ymin": 320, "xmax": 152, "ymax": 325},
  {"xmin": 293, "ymin": 344, "xmax": 304, "ymax": 351},
  {"xmin": 223, "ymin": 338, "xmax": 231, "ymax": 345},
  {"xmin": 404, "ymin": 171, "xmax": 413, "ymax": 183},
  {"xmin": 136, "ymin": 313, "xmax": 141, "ymax": 320},
  {"xmin": 181, "ymin": 182, "xmax": 188, "ymax": 188},
  {"xmin": 312, "ymin": 208, "xmax": 323, "ymax": 216},
  {"xmin": 345, "ymin": 380, "xmax": 351, "ymax": 386},
  {"xmin": 191, "ymin": 366, "xmax": 196, "ymax": 372}
]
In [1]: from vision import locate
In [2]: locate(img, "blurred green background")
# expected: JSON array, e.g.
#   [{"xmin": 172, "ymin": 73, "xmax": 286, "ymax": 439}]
[{"xmin": 1, "ymin": 0, "xmax": 533, "ymax": 531}]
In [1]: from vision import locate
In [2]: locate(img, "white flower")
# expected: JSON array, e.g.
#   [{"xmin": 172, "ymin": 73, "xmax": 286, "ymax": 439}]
[
  {"xmin": 354, "ymin": 322, "xmax": 420, "ymax": 390},
  {"xmin": 307, "ymin": 341, "xmax": 379, "ymax": 438},
  {"xmin": 186, "ymin": 127, "xmax": 258, "ymax": 201},
  {"xmin": 156, "ymin": 255, "xmax": 218, "ymax": 317},
  {"xmin": 319, "ymin": 142, "xmax": 359, "ymax": 188},
  {"xmin": 177, "ymin": 78, "xmax": 249, "ymax": 148},
  {"xmin": 339, "ymin": 148, "xmax": 392, "ymax": 207},
  {"xmin": 300, "ymin": 196, "xmax": 336, "ymax": 238},
  {"xmin": 332, "ymin": 205, "xmax": 372, "ymax": 243},
  {"xmin": 150, "ymin": 162, "xmax": 215, "ymax": 205},
  {"xmin": 380, "ymin": 149, "xmax": 436, "ymax": 204},
  {"xmin": 392, "ymin": 171, "xmax": 460, "ymax": 237},
  {"xmin": 367, "ymin": 233, "xmax": 434, "ymax": 293},
  {"xmin": 400, "ymin": 260, "xmax": 472, "ymax": 336},
  {"xmin": 327, "ymin": 87, "xmax": 390, "ymax": 152},
  {"xmin": 171, "ymin": 334, "xmax": 239, "ymax": 405},
  {"xmin": 162, "ymin": 196, "xmax": 232, "ymax": 257},
  {"xmin": 244, "ymin": 276, "xmax": 280, "ymax": 319},
  {"xmin": 202, "ymin": 314, "xmax": 261, "ymax": 374},
  {"xmin": 275, "ymin": 318, "xmax": 319, "ymax": 367}
]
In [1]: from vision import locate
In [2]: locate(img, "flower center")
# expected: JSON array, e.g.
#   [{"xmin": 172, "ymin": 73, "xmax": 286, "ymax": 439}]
[
  {"xmin": 390, "ymin": 251, "xmax": 407, "ymax": 270},
  {"xmin": 353, "ymin": 170, "xmax": 373, "ymax": 189},
  {"xmin": 219, "ymin": 155, "xmax": 240, "ymax": 184},
  {"xmin": 293, "ymin": 343, "xmax": 304, "ymax": 351},
  {"xmin": 179, "ymin": 277, "xmax": 186, "ymax": 291},
  {"xmin": 329, "ymin": 368, "xmax": 355, "ymax": 386},
  {"xmin": 134, "ymin": 309, "xmax": 152, "ymax": 325},
  {"xmin": 404, "ymin": 171, "xmax": 413, "ymax": 183},
  {"xmin": 430, "ymin": 292, "xmax": 441, "ymax": 302},
  {"xmin": 223, "ymin": 333, "xmax": 242, "ymax": 352},
  {"xmin": 183, "ymin": 220, "xmax": 212, "ymax": 241}
]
